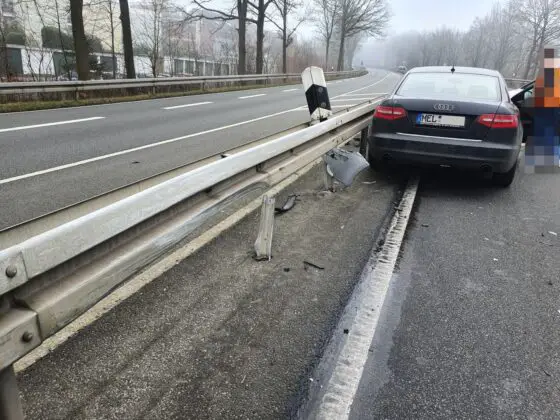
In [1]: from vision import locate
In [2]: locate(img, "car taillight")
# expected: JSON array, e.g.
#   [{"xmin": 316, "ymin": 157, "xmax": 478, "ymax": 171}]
[
  {"xmin": 477, "ymin": 114, "xmax": 518, "ymax": 128},
  {"xmin": 373, "ymin": 105, "xmax": 407, "ymax": 120}
]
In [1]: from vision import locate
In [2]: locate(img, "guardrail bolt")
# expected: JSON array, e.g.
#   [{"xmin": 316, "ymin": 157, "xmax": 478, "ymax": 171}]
[
  {"xmin": 5, "ymin": 265, "xmax": 17, "ymax": 278},
  {"xmin": 21, "ymin": 332, "xmax": 33, "ymax": 343}
]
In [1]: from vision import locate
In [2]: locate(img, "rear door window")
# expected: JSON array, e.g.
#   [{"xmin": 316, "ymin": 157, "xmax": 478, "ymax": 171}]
[{"xmin": 396, "ymin": 73, "xmax": 501, "ymax": 101}]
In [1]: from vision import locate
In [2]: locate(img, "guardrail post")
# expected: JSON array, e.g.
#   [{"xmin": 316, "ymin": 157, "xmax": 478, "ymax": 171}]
[
  {"xmin": 254, "ymin": 196, "xmax": 275, "ymax": 261},
  {"xmin": 0, "ymin": 365, "xmax": 24, "ymax": 420},
  {"xmin": 323, "ymin": 161, "xmax": 335, "ymax": 192}
]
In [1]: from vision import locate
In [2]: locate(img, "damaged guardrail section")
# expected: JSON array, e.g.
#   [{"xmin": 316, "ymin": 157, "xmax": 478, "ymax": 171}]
[{"xmin": 0, "ymin": 99, "xmax": 382, "ymax": 374}]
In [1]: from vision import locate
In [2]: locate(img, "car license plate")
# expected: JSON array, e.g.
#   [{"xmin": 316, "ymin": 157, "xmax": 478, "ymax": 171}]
[{"xmin": 416, "ymin": 113, "xmax": 465, "ymax": 127}]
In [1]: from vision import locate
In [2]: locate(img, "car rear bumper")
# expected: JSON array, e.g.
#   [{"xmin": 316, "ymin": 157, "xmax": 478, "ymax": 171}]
[{"xmin": 369, "ymin": 132, "xmax": 521, "ymax": 173}]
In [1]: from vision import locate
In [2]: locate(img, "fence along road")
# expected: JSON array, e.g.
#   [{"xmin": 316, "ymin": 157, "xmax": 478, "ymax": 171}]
[{"xmin": 0, "ymin": 70, "xmax": 399, "ymax": 232}]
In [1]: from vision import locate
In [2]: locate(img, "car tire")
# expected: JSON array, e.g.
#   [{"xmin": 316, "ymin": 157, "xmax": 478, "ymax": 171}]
[
  {"xmin": 365, "ymin": 140, "xmax": 384, "ymax": 172},
  {"xmin": 492, "ymin": 161, "xmax": 517, "ymax": 187}
]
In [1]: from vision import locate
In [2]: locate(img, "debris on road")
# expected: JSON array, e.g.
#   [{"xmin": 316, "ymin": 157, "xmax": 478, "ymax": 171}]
[
  {"xmin": 493, "ymin": 258, "xmax": 499, "ymax": 261},
  {"xmin": 304, "ymin": 260, "xmax": 325, "ymax": 270},
  {"xmin": 275, "ymin": 195, "xmax": 297, "ymax": 214},
  {"xmin": 549, "ymin": 231, "xmax": 558, "ymax": 236},
  {"xmin": 323, "ymin": 148, "xmax": 369, "ymax": 187},
  {"xmin": 343, "ymin": 329, "xmax": 349, "ymax": 334},
  {"xmin": 421, "ymin": 223, "xmax": 429, "ymax": 227}
]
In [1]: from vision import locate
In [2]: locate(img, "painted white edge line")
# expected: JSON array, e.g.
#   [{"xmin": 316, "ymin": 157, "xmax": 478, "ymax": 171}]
[
  {"xmin": 282, "ymin": 88, "xmax": 298, "ymax": 92},
  {"xmin": 0, "ymin": 117, "xmax": 105, "ymax": 133},
  {"xmin": 162, "ymin": 101, "xmax": 213, "ymax": 110},
  {"xmin": 0, "ymin": 107, "xmax": 303, "ymax": 185},
  {"xmin": 314, "ymin": 177, "xmax": 419, "ymax": 420},
  {"xmin": 341, "ymin": 93, "xmax": 388, "ymax": 96},
  {"xmin": 239, "ymin": 93, "xmax": 267, "ymax": 99},
  {"xmin": 13, "ymin": 157, "xmax": 324, "ymax": 373}
]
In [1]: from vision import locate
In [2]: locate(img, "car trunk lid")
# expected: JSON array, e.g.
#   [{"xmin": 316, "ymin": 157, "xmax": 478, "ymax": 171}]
[{"xmin": 390, "ymin": 96, "xmax": 501, "ymax": 140}]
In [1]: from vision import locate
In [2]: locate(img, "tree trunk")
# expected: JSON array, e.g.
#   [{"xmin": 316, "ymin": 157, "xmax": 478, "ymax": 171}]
[
  {"xmin": 70, "ymin": 0, "xmax": 90, "ymax": 80},
  {"xmin": 110, "ymin": 3, "xmax": 116, "ymax": 79},
  {"xmin": 325, "ymin": 39, "xmax": 330, "ymax": 70},
  {"xmin": 523, "ymin": 40, "xmax": 537, "ymax": 80},
  {"xmin": 281, "ymin": 1, "xmax": 288, "ymax": 74},
  {"xmin": 119, "ymin": 0, "xmax": 136, "ymax": 79},
  {"xmin": 237, "ymin": 0, "xmax": 247, "ymax": 75},
  {"xmin": 256, "ymin": 0, "xmax": 265, "ymax": 74},
  {"xmin": 337, "ymin": 33, "xmax": 345, "ymax": 71},
  {"xmin": 282, "ymin": 39, "xmax": 287, "ymax": 73}
]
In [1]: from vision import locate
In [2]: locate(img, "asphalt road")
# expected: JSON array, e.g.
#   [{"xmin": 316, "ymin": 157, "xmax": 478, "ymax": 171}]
[
  {"xmin": 0, "ymin": 70, "xmax": 400, "ymax": 230},
  {"xmin": 349, "ymin": 161, "xmax": 560, "ymax": 419}
]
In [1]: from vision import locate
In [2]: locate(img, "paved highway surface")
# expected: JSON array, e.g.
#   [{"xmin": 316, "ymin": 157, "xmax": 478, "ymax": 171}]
[
  {"xmin": 0, "ymin": 70, "xmax": 399, "ymax": 230},
  {"xmin": 349, "ymin": 163, "xmax": 560, "ymax": 419}
]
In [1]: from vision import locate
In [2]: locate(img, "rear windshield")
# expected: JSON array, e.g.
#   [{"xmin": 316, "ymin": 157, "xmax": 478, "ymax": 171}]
[{"xmin": 396, "ymin": 72, "xmax": 501, "ymax": 101}]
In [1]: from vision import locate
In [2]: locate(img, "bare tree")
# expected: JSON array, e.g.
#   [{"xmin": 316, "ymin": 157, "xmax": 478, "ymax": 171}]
[
  {"xmin": 70, "ymin": 0, "xmax": 90, "ymax": 80},
  {"xmin": 313, "ymin": 0, "xmax": 339, "ymax": 70},
  {"xmin": 119, "ymin": 0, "xmax": 136, "ymax": 78},
  {"xmin": 135, "ymin": 0, "xmax": 171, "ymax": 77},
  {"xmin": 190, "ymin": 0, "xmax": 252, "ymax": 74},
  {"xmin": 103, "ymin": 0, "xmax": 119, "ymax": 78},
  {"xmin": 486, "ymin": 2, "xmax": 518, "ymax": 73},
  {"xmin": 336, "ymin": 0, "xmax": 389, "ymax": 70},
  {"xmin": 344, "ymin": 34, "xmax": 362, "ymax": 69},
  {"xmin": 462, "ymin": 17, "xmax": 490, "ymax": 68},
  {"xmin": 248, "ymin": 0, "xmax": 275, "ymax": 73},
  {"xmin": 268, "ymin": 0, "xmax": 304, "ymax": 73},
  {"xmin": 516, "ymin": 0, "xmax": 560, "ymax": 79}
]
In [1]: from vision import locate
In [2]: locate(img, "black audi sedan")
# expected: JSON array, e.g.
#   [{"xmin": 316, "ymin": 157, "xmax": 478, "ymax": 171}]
[{"xmin": 366, "ymin": 66, "xmax": 523, "ymax": 187}]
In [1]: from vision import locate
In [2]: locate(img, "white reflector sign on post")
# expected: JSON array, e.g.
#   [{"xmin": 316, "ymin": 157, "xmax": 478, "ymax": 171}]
[{"xmin": 302, "ymin": 66, "xmax": 332, "ymax": 122}]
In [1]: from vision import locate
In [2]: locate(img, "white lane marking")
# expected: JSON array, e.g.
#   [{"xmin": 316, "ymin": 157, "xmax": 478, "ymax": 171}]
[
  {"xmin": 331, "ymin": 98, "xmax": 368, "ymax": 102},
  {"xmin": 239, "ymin": 93, "xmax": 267, "ymax": 99},
  {"xmin": 0, "ymin": 117, "xmax": 105, "ymax": 133},
  {"xmin": 282, "ymin": 88, "xmax": 298, "ymax": 92},
  {"xmin": 0, "ymin": 107, "xmax": 305, "ymax": 185},
  {"xmin": 337, "ymin": 74, "xmax": 391, "ymax": 96},
  {"xmin": 342, "ymin": 93, "xmax": 387, "ymax": 96},
  {"xmin": 331, "ymin": 105, "xmax": 361, "ymax": 108},
  {"xmin": 315, "ymin": 177, "xmax": 419, "ymax": 419},
  {"xmin": 162, "ymin": 101, "xmax": 213, "ymax": 110}
]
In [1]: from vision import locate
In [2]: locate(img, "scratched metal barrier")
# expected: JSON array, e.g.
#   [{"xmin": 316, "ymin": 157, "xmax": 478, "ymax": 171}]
[{"xmin": 0, "ymin": 82, "xmax": 384, "ymax": 417}]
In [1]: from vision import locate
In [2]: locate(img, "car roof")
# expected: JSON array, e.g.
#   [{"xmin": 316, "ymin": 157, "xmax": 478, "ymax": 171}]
[{"xmin": 408, "ymin": 66, "xmax": 501, "ymax": 77}]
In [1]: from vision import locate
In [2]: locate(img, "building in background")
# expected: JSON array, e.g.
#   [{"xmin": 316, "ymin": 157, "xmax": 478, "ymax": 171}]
[{"xmin": 0, "ymin": 0, "xmax": 15, "ymax": 26}]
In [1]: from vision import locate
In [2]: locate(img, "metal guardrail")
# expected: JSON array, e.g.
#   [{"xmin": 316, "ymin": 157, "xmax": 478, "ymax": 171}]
[
  {"xmin": 0, "ymin": 71, "xmax": 366, "ymax": 96},
  {"xmin": 0, "ymin": 97, "xmax": 383, "ymax": 378}
]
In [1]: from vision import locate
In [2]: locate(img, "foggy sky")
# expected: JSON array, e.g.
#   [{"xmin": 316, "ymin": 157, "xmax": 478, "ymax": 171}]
[{"xmin": 387, "ymin": 0, "xmax": 497, "ymax": 33}]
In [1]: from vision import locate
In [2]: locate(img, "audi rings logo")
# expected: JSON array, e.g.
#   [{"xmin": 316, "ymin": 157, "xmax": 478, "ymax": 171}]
[{"xmin": 434, "ymin": 103, "xmax": 455, "ymax": 112}]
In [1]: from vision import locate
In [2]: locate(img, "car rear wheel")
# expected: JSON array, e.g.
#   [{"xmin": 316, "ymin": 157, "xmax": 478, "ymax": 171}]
[
  {"xmin": 492, "ymin": 161, "xmax": 517, "ymax": 187},
  {"xmin": 365, "ymin": 141, "xmax": 384, "ymax": 172}
]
